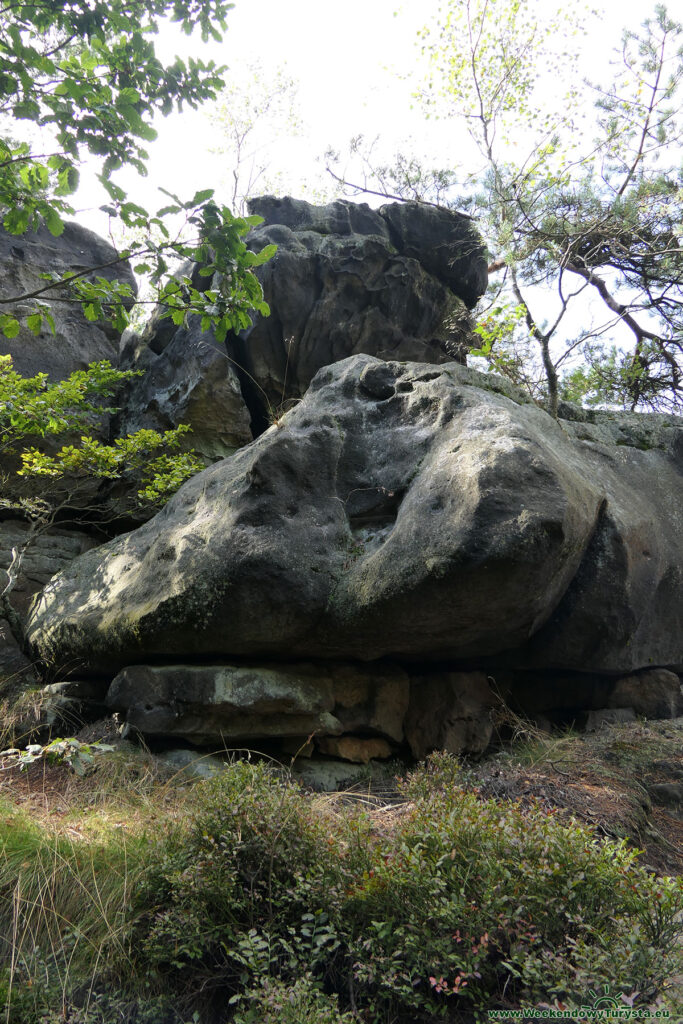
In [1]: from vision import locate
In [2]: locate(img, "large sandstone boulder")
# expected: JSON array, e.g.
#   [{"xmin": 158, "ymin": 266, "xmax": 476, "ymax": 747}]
[
  {"xmin": 122, "ymin": 197, "xmax": 488, "ymax": 443},
  {"xmin": 0, "ymin": 221, "xmax": 136, "ymax": 379},
  {"xmin": 27, "ymin": 355, "xmax": 682, "ymax": 677}
]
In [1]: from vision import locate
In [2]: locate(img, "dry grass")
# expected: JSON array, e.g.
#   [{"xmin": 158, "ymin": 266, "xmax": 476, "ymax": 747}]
[{"xmin": 472, "ymin": 716, "xmax": 683, "ymax": 875}]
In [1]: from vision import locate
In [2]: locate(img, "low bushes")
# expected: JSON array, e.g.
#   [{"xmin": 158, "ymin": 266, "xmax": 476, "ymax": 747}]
[{"xmin": 1, "ymin": 753, "xmax": 681, "ymax": 1022}]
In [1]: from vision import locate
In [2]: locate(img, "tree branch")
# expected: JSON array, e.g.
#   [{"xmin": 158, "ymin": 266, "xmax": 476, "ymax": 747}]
[
  {"xmin": 325, "ymin": 163, "xmax": 472, "ymax": 217},
  {"xmin": 511, "ymin": 267, "xmax": 558, "ymax": 417}
]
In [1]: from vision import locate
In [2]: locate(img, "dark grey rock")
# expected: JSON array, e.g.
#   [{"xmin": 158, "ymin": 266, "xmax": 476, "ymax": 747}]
[
  {"xmin": 583, "ymin": 707, "xmax": 636, "ymax": 731},
  {"xmin": 405, "ymin": 672, "xmax": 496, "ymax": 759},
  {"xmin": 290, "ymin": 758, "xmax": 383, "ymax": 793},
  {"xmin": 647, "ymin": 781, "xmax": 683, "ymax": 816},
  {"xmin": 229, "ymin": 197, "xmax": 487, "ymax": 426},
  {"xmin": 127, "ymin": 197, "xmax": 488, "ymax": 444},
  {"xmin": 117, "ymin": 317, "xmax": 252, "ymax": 462},
  {"xmin": 42, "ymin": 679, "xmax": 108, "ymax": 701},
  {"xmin": 0, "ymin": 221, "xmax": 136, "ymax": 380},
  {"xmin": 0, "ymin": 521, "xmax": 99, "ymax": 619},
  {"xmin": 106, "ymin": 663, "xmax": 343, "ymax": 744},
  {"xmin": 559, "ymin": 404, "xmax": 682, "ymax": 454},
  {"xmin": 378, "ymin": 200, "xmax": 488, "ymax": 306},
  {"xmin": 245, "ymin": 196, "xmax": 392, "ymax": 240},
  {"xmin": 104, "ymin": 660, "xmax": 409, "ymax": 746},
  {"xmin": 607, "ymin": 668, "xmax": 683, "ymax": 719},
  {"xmin": 0, "ymin": 617, "xmax": 36, "ymax": 690},
  {"xmin": 158, "ymin": 748, "xmax": 226, "ymax": 779},
  {"xmin": 26, "ymin": 355, "xmax": 683, "ymax": 677}
]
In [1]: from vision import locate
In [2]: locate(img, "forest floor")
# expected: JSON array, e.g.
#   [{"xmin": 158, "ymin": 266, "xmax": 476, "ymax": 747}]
[
  {"xmin": 1, "ymin": 714, "xmax": 682, "ymax": 1022},
  {"xmin": 1, "ymin": 715, "xmax": 681, "ymax": 876}
]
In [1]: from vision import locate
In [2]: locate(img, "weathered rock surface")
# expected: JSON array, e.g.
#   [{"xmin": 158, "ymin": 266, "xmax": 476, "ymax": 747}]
[
  {"xmin": 230, "ymin": 196, "xmax": 487, "ymax": 428},
  {"xmin": 158, "ymin": 748, "xmax": 226, "ymax": 779},
  {"xmin": 0, "ymin": 221, "xmax": 136, "ymax": 380},
  {"xmin": 315, "ymin": 736, "xmax": 394, "ymax": 763},
  {"xmin": 27, "ymin": 354, "xmax": 682, "ymax": 679},
  {"xmin": 124, "ymin": 197, "xmax": 488, "ymax": 444},
  {"xmin": 291, "ymin": 758, "xmax": 391, "ymax": 792},
  {"xmin": 647, "ymin": 781, "xmax": 683, "ymax": 818},
  {"xmin": 0, "ymin": 521, "xmax": 99, "ymax": 619},
  {"xmin": 0, "ymin": 521, "xmax": 99, "ymax": 691},
  {"xmin": 583, "ymin": 707, "xmax": 637, "ymax": 732},
  {"xmin": 0, "ymin": 617, "xmax": 36, "ymax": 689},
  {"xmin": 608, "ymin": 668, "xmax": 683, "ymax": 719},
  {"xmin": 106, "ymin": 663, "xmax": 342, "ymax": 743},
  {"xmin": 405, "ymin": 672, "xmax": 496, "ymax": 759},
  {"xmin": 117, "ymin": 312, "xmax": 253, "ymax": 462},
  {"xmin": 105, "ymin": 661, "xmax": 408, "ymax": 746},
  {"xmin": 328, "ymin": 663, "xmax": 409, "ymax": 743}
]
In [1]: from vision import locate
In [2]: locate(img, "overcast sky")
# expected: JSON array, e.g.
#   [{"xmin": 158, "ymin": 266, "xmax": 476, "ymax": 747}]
[{"xmin": 74, "ymin": 0, "xmax": 652, "ymax": 236}]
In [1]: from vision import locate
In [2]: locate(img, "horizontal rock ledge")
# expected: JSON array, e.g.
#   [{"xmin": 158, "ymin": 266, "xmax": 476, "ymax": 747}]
[{"xmin": 51, "ymin": 660, "xmax": 682, "ymax": 759}]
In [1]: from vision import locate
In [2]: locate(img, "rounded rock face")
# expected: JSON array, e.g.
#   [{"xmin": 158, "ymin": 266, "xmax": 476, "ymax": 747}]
[
  {"xmin": 0, "ymin": 221, "xmax": 136, "ymax": 380},
  {"xmin": 26, "ymin": 354, "xmax": 682, "ymax": 676},
  {"xmin": 223, "ymin": 197, "xmax": 488, "ymax": 431}
]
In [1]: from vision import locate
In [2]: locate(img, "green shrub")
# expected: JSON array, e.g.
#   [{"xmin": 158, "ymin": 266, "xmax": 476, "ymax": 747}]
[
  {"xmin": 137, "ymin": 761, "xmax": 347, "ymax": 997},
  {"xmin": 133, "ymin": 755, "xmax": 682, "ymax": 1022},
  {"xmin": 233, "ymin": 975, "xmax": 354, "ymax": 1024},
  {"xmin": 342, "ymin": 753, "xmax": 683, "ymax": 1019},
  {"xmin": 2, "ymin": 755, "xmax": 681, "ymax": 1023}
]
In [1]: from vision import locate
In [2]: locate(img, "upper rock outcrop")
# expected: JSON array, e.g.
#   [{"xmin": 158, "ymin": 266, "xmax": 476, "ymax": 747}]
[
  {"xmin": 119, "ymin": 197, "xmax": 488, "ymax": 446},
  {"xmin": 26, "ymin": 355, "xmax": 682, "ymax": 677}
]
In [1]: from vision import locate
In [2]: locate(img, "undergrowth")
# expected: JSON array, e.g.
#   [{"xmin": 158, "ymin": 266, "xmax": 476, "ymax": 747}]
[{"xmin": 0, "ymin": 752, "xmax": 681, "ymax": 1023}]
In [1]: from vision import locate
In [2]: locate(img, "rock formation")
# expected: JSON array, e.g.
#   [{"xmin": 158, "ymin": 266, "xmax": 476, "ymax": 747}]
[
  {"xmin": 1, "ymin": 222, "xmax": 136, "ymax": 693},
  {"xmin": 0, "ymin": 221, "xmax": 136, "ymax": 380},
  {"xmin": 3, "ymin": 202, "xmax": 682, "ymax": 767},
  {"xmin": 26, "ymin": 355, "xmax": 683, "ymax": 754},
  {"xmin": 119, "ymin": 197, "xmax": 486, "ymax": 448}
]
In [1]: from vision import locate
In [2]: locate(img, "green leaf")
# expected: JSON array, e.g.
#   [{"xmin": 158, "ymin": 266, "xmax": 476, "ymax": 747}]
[
  {"xmin": 26, "ymin": 314, "xmax": 42, "ymax": 336},
  {"xmin": 3, "ymin": 207, "xmax": 30, "ymax": 235},
  {"xmin": 190, "ymin": 188, "xmax": 215, "ymax": 206},
  {"xmin": 56, "ymin": 165, "xmax": 79, "ymax": 196},
  {"xmin": 13, "ymin": 98, "xmax": 40, "ymax": 121},
  {"xmin": 249, "ymin": 243, "xmax": 277, "ymax": 267},
  {"xmin": 44, "ymin": 208, "xmax": 64, "ymax": 237},
  {"xmin": 0, "ymin": 314, "xmax": 21, "ymax": 339}
]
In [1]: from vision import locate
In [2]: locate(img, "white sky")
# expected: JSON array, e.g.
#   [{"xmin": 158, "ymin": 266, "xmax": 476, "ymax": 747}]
[
  {"xmin": 75, "ymin": 0, "xmax": 651, "ymax": 233},
  {"xmin": 69, "ymin": 0, "xmax": 660, "ymax": 375}
]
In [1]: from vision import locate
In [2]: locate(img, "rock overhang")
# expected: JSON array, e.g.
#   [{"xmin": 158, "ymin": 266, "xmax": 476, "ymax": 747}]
[{"xmin": 26, "ymin": 354, "xmax": 682, "ymax": 678}]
